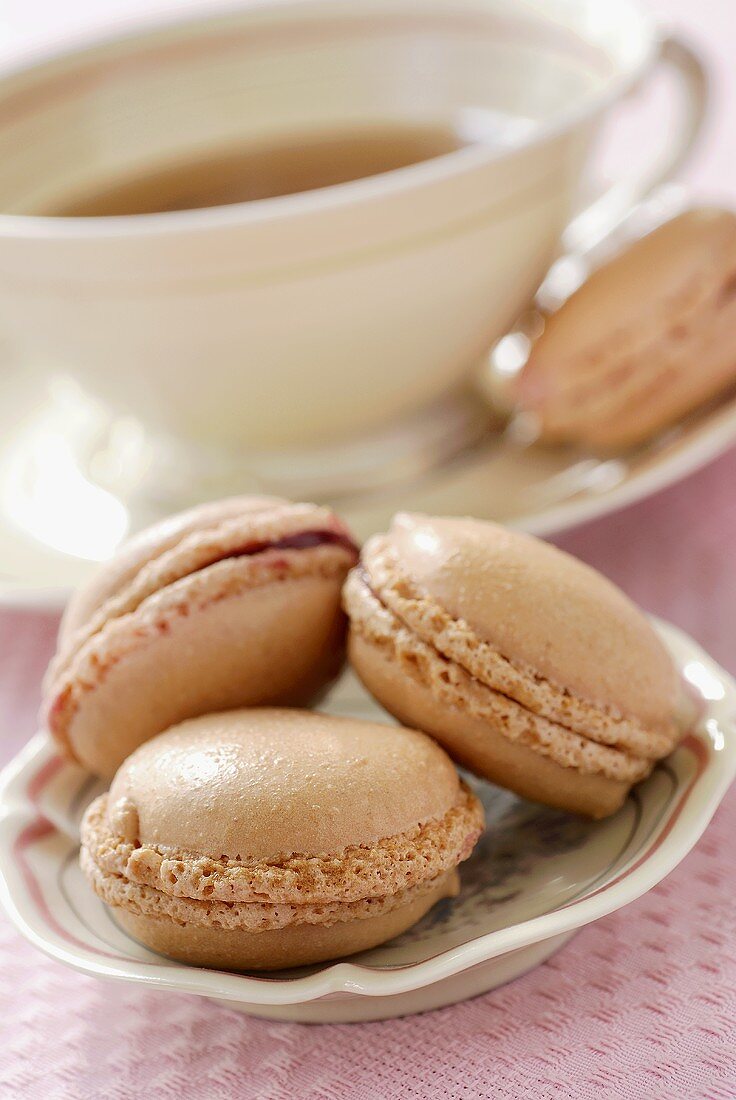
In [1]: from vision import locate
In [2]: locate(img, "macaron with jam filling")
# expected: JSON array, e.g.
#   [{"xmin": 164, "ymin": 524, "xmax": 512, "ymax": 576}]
[
  {"xmin": 44, "ymin": 496, "xmax": 359, "ymax": 779},
  {"xmin": 80, "ymin": 708, "xmax": 484, "ymax": 971},
  {"xmin": 344, "ymin": 513, "xmax": 682, "ymax": 819},
  {"xmin": 514, "ymin": 208, "xmax": 736, "ymax": 450}
]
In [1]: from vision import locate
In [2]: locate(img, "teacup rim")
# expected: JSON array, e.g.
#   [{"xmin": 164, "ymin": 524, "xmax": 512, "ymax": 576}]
[{"xmin": 0, "ymin": 0, "xmax": 659, "ymax": 240}]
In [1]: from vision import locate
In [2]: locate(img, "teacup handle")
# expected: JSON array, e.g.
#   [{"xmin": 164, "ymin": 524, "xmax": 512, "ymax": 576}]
[{"xmin": 561, "ymin": 33, "xmax": 708, "ymax": 258}]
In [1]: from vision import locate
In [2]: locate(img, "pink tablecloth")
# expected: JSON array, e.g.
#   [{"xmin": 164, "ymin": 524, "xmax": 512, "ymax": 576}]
[
  {"xmin": 0, "ymin": 449, "xmax": 735, "ymax": 1100},
  {"xmin": 2, "ymin": 0, "xmax": 736, "ymax": 1086}
]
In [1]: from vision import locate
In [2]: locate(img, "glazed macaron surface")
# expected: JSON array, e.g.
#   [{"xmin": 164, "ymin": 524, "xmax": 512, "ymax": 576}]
[
  {"xmin": 344, "ymin": 513, "xmax": 682, "ymax": 818},
  {"xmin": 44, "ymin": 496, "xmax": 359, "ymax": 779},
  {"xmin": 80, "ymin": 709, "xmax": 484, "ymax": 970},
  {"xmin": 515, "ymin": 207, "xmax": 736, "ymax": 449}
]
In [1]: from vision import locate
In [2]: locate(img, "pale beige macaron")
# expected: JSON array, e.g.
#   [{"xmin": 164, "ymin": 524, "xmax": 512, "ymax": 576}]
[
  {"xmin": 344, "ymin": 513, "xmax": 683, "ymax": 818},
  {"xmin": 514, "ymin": 207, "xmax": 736, "ymax": 449},
  {"xmin": 80, "ymin": 708, "xmax": 484, "ymax": 971},
  {"xmin": 43, "ymin": 496, "xmax": 358, "ymax": 779}
]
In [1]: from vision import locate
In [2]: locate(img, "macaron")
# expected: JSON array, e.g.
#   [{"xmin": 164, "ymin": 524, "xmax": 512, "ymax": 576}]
[
  {"xmin": 344, "ymin": 513, "xmax": 682, "ymax": 818},
  {"xmin": 80, "ymin": 708, "xmax": 484, "ymax": 971},
  {"xmin": 513, "ymin": 207, "xmax": 736, "ymax": 449},
  {"xmin": 44, "ymin": 496, "xmax": 359, "ymax": 779}
]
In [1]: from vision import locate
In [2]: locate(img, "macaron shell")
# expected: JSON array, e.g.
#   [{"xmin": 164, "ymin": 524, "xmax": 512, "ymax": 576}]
[
  {"xmin": 521, "ymin": 208, "xmax": 736, "ymax": 376},
  {"xmin": 50, "ymin": 501, "xmax": 352, "ymax": 684},
  {"xmin": 527, "ymin": 276, "xmax": 736, "ymax": 449},
  {"xmin": 109, "ymin": 709, "xmax": 461, "ymax": 860},
  {"xmin": 556, "ymin": 292, "xmax": 736, "ymax": 449},
  {"xmin": 516, "ymin": 208, "xmax": 736, "ymax": 448},
  {"xmin": 55, "ymin": 569, "xmax": 347, "ymax": 779},
  {"xmin": 350, "ymin": 631, "xmax": 628, "ymax": 819},
  {"xmin": 113, "ymin": 870, "xmax": 459, "ymax": 971},
  {"xmin": 385, "ymin": 514, "xmax": 678, "ymax": 732},
  {"xmin": 60, "ymin": 495, "xmax": 285, "ymax": 643}
]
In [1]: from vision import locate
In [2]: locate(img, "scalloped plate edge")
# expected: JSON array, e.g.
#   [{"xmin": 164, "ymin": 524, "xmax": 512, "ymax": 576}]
[{"xmin": 0, "ymin": 620, "xmax": 734, "ymax": 1007}]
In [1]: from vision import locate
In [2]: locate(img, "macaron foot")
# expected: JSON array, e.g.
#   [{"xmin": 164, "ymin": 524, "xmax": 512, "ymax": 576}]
[
  {"xmin": 350, "ymin": 632, "xmax": 628, "ymax": 819},
  {"xmin": 114, "ymin": 871, "xmax": 459, "ymax": 972}
]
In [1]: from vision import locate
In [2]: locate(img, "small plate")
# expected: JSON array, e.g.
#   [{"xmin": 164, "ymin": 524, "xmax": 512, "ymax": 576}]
[
  {"xmin": 2, "ymin": 370, "xmax": 736, "ymax": 611},
  {"xmin": 0, "ymin": 621, "xmax": 734, "ymax": 1023}
]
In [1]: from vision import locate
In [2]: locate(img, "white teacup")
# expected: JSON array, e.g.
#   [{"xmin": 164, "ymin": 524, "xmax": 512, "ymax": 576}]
[{"xmin": 0, "ymin": 0, "xmax": 705, "ymax": 465}]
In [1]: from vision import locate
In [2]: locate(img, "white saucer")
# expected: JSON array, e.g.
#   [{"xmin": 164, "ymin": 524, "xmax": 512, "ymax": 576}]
[
  {"xmin": 0, "ymin": 620, "xmax": 733, "ymax": 1022},
  {"xmin": 2, "ymin": 367, "xmax": 736, "ymax": 611}
]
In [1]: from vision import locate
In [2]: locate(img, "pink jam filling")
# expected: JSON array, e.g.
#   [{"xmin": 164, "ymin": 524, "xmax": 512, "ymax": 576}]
[{"xmin": 228, "ymin": 528, "xmax": 358, "ymax": 559}]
